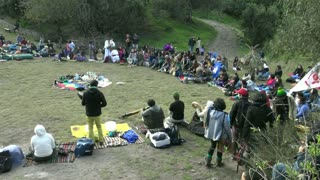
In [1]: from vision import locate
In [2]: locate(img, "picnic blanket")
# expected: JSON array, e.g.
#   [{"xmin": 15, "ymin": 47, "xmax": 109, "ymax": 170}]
[
  {"xmin": 71, "ymin": 123, "xmax": 131, "ymax": 138},
  {"xmin": 71, "ymin": 123, "xmax": 144, "ymax": 148},
  {"xmin": 54, "ymin": 72, "xmax": 112, "ymax": 91},
  {"xmin": 23, "ymin": 142, "xmax": 76, "ymax": 167},
  {"xmin": 94, "ymin": 133, "xmax": 145, "ymax": 149}
]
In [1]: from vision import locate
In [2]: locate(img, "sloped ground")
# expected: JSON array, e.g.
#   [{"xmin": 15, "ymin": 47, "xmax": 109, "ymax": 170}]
[{"xmin": 0, "ymin": 19, "xmax": 244, "ymax": 180}]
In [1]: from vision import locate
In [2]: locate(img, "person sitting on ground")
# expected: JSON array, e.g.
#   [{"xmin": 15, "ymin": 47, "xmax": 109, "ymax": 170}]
[
  {"xmin": 47, "ymin": 40, "xmax": 55, "ymax": 56},
  {"xmin": 233, "ymin": 56, "xmax": 241, "ymax": 71},
  {"xmin": 16, "ymin": 34, "xmax": 23, "ymax": 44},
  {"xmin": 127, "ymin": 48, "xmax": 137, "ymax": 67},
  {"xmin": 30, "ymin": 125, "xmax": 55, "ymax": 162},
  {"xmin": 20, "ymin": 37, "xmax": 27, "ymax": 46},
  {"xmin": 286, "ymin": 64, "xmax": 305, "ymax": 83},
  {"xmin": 295, "ymin": 93, "xmax": 310, "ymax": 123},
  {"xmin": 308, "ymin": 88, "xmax": 320, "ymax": 111},
  {"xmin": 0, "ymin": 33, "xmax": 5, "ymax": 46},
  {"xmin": 272, "ymin": 132, "xmax": 320, "ymax": 180},
  {"xmin": 274, "ymin": 65, "xmax": 283, "ymax": 78},
  {"xmin": 164, "ymin": 92, "xmax": 185, "ymax": 128},
  {"xmin": 110, "ymin": 47, "xmax": 120, "ymax": 63},
  {"xmin": 141, "ymin": 99, "xmax": 165, "ymax": 131},
  {"xmin": 40, "ymin": 46, "xmax": 49, "ymax": 57}
]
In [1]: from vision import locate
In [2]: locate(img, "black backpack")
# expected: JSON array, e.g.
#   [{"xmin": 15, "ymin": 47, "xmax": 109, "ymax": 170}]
[
  {"xmin": 166, "ymin": 125, "xmax": 184, "ymax": 145},
  {"xmin": 0, "ymin": 150, "xmax": 12, "ymax": 173}
]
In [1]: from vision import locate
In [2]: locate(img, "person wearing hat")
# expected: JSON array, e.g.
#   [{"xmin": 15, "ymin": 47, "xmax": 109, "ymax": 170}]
[
  {"xmin": 164, "ymin": 92, "xmax": 185, "ymax": 128},
  {"xmin": 40, "ymin": 45, "xmax": 49, "ymax": 57},
  {"xmin": 81, "ymin": 80, "xmax": 107, "ymax": 145},
  {"xmin": 141, "ymin": 99, "xmax": 165, "ymax": 130},
  {"xmin": 229, "ymin": 88, "xmax": 251, "ymax": 158},
  {"xmin": 242, "ymin": 92, "xmax": 274, "ymax": 149},
  {"xmin": 273, "ymin": 87, "xmax": 289, "ymax": 124}
]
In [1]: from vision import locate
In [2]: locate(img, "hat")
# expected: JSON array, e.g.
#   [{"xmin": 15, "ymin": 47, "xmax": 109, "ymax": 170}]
[
  {"xmin": 173, "ymin": 92, "xmax": 180, "ymax": 99},
  {"xmin": 277, "ymin": 88, "xmax": 286, "ymax": 97},
  {"xmin": 236, "ymin": 88, "xmax": 248, "ymax": 96}
]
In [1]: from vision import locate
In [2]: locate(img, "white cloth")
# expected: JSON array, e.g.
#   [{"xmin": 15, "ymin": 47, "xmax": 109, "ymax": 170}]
[
  {"xmin": 195, "ymin": 101, "xmax": 214, "ymax": 122},
  {"xmin": 30, "ymin": 125, "xmax": 55, "ymax": 158},
  {"xmin": 111, "ymin": 49, "xmax": 120, "ymax": 62}
]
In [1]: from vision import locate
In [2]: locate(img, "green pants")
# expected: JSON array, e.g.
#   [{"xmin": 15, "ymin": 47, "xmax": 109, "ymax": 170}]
[{"xmin": 87, "ymin": 116, "xmax": 103, "ymax": 142}]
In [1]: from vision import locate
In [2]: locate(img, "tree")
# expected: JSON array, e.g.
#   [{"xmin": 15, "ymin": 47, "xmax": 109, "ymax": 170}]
[
  {"xmin": 241, "ymin": 3, "xmax": 278, "ymax": 46},
  {"xmin": 270, "ymin": 0, "xmax": 320, "ymax": 60},
  {"xmin": 0, "ymin": 0, "xmax": 25, "ymax": 19}
]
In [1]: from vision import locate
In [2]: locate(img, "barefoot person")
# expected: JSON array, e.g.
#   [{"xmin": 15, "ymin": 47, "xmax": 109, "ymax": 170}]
[{"xmin": 81, "ymin": 80, "xmax": 107, "ymax": 145}]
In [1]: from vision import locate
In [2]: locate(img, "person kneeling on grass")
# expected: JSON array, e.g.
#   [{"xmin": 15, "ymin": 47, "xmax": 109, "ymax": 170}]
[
  {"xmin": 141, "ymin": 99, "xmax": 165, "ymax": 133},
  {"xmin": 30, "ymin": 125, "xmax": 55, "ymax": 162}
]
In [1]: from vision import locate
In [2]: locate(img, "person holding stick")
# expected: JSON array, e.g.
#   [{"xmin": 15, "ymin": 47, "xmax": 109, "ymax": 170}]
[
  {"xmin": 141, "ymin": 99, "xmax": 165, "ymax": 130},
  {"xmin": 81, "ymin": 80, "xmax": 107, "ymax": 145}
]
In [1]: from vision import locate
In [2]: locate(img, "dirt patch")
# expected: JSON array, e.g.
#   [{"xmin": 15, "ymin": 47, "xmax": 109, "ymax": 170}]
[{"xmin": 198, "ymin": 18, "xmax": 239, "ymax": 65}]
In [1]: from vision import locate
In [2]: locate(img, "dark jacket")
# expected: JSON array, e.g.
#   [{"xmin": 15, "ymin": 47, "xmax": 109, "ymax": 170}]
[
  {"xmin": 229, "ymin": 97, "xmax": 251, "ymax": 129},
  {"xmin": 242, "ymin": 102, "xmax": 274, "ymax": 139},
  {"xmin": 141, "ymin": 105, "xmax": 165, "ymax": 129},
  {"xmin": 81, "ymin": 87, "xmax": 107, "ymax": 116},
  {"xmin": 169, "ymin": 100, "xmax": 185, "ymax": 120}
]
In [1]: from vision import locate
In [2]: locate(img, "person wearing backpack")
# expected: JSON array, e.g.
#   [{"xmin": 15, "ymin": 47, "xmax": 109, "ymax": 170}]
[
  {"xmin": 82, "ymin": 80, "xmax": 107, "ymax": 145},
  {"xmin": 204, "ymin": 98, "xmax": 232, "ymax": 168},
  {"xmin": 229, "ymin": 88, "xmax": 251, "ymax": 159},
  {"xmin": 30, "ymin": 125, "xmax": 55, "ymax": 162}
]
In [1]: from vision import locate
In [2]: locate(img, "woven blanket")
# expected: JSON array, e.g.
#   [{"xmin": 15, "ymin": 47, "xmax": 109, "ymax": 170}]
[
  {"xmin": 23, "ymin": 142, "xmax": 76, "ymax": 167},
  {"xmin": 94, "ymin": 132, "xmax": 145, "ymax": 149}
]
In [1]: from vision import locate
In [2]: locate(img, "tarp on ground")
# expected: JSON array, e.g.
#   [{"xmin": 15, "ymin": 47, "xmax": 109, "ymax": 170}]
[{"xmin": 289, "ymin": 63, "xmax": 320, "ymax": 94}]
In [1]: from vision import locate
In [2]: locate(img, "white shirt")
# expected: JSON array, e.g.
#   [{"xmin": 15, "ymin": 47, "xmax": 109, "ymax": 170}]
[
  {"xmin": 104, "ymin": 40, "xmax": 115, "ymax": 49},
  {"xmin": 31, "ymin": 125, "xmax": 55, "ymax": 157}
]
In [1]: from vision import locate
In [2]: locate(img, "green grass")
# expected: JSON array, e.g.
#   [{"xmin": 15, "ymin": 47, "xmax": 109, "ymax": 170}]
[{"xmin": 140, "ymin": 18, "xmax": 217, "ymax": 51}]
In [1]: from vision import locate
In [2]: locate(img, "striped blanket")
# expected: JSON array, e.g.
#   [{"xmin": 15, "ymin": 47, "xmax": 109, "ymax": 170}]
[
  {"xmin": 94, "ymin": 133, "xmax": 145, "ymax": 149},
  {"xmin": 24, "ymin": 142, "xmax": 76, "ymax": 167}
]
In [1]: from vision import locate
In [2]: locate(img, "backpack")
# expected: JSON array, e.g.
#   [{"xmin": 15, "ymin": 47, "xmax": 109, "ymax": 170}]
[
  {"xmin": 122, "ymin": 130, "xmax": 139, "ymax": 144},
  {"xmin": 165, "ymin": 125, "xmax": 184, "ymax": 145},
  {"xmin": 74, "ymin": 138, "xmax": 95, "ymax": 157},
  {"xmin": 0, "ymin": 150, "xmax": 12, "ymax": 173}
]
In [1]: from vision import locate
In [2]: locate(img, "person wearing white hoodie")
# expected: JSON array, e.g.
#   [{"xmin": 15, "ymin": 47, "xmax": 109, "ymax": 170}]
[{"xmin": 30, "ymin": 125, "xmax": 55, "ymax": 161}]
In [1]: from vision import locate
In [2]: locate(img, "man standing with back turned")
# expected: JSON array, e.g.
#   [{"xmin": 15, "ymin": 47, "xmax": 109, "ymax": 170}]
[{"xmin": 82, "ymin": 80, "xmax": 107, "ymax": 145}]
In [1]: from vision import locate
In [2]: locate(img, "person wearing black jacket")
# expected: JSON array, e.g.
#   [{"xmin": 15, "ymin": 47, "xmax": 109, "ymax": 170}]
[
  {"xmin": 242, "ymin": 92, "xmax": 274, "ymax": 147},
  {"xmin": 229, "ymin": 88, "xmax": 251, "ymax": 157},
  {"xmin": 81, "ymin": 80, "xmax": 107, "ymax": 145}
]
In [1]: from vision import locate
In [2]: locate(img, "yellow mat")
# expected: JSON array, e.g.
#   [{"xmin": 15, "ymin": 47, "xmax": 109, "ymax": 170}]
[{"xmin": 70, "ymin": 123, "xmax": 131, "ymax": 138}]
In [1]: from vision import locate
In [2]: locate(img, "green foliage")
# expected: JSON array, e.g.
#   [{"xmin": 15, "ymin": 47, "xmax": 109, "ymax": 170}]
[
  {"xmin": 269, "ymin": 0, "xmax": 320, "ymax": 60},
  {"xmin": 0, "ymin": 0, "xmax": 24, "ymax": 18},
  {"xmin": 241, "ymin": 3, "xmax": 279, "ymax": 46},
  {"xmin": 151, "ymin": 0, "xmax": 192, "ymax": 22}
]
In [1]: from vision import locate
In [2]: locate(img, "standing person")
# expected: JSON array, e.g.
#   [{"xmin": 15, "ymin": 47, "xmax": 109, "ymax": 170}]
[
  {"xmin": 81, "ymin": 80, "xmax": 107, "ymax": 145},
  {"xmin": 88, "ymin": 41, "xmax": 96, "ymax": 60},
  {"xmin": 132, "ymin": 33, "xmax": 139, "ymax": 50},
  {"xmin": 229, "ymin": 88, "xmax": 251, "ymax": 158},
  {"xmin": 204, "ymin": 98, "xmax": 232, "ymax": 167},
  {"xmin": 164, "ymin": 92, "xmax": 185, "ymax": 128},
  {"xmin": 195, "ymin": 37, "xmax": 201, "ymax": 55},
  {"xmin": 30, "ymin": 125, "xmax": 55, "ymax": 162},
  {"xmin": 188, "ymin": 35, "xmax": 196, "ymax": 53},
  {"xmin": 242, "ymin": 92, "xmax": 274, "ymax": 150},
  {"xmin": 104, "ymin": 38, "xmax": 115, "ymax": 62}
]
